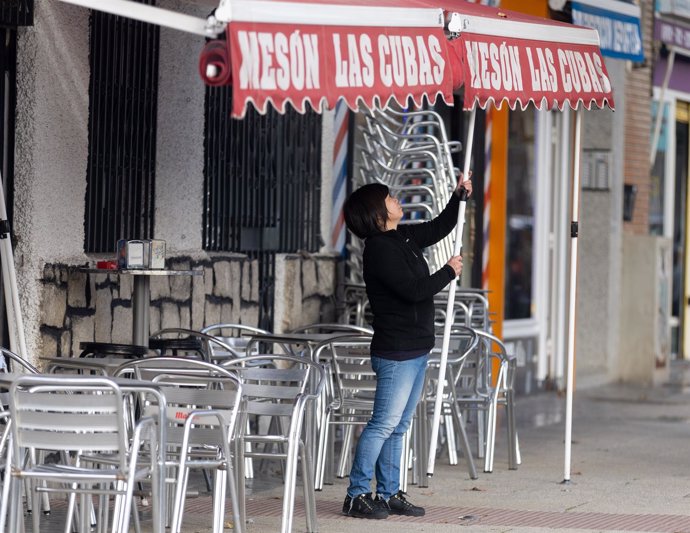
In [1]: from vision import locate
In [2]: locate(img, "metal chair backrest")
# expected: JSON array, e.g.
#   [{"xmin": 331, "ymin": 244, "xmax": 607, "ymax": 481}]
[
  {"xmin": 323, "ymin": 334, "xmax": 376, "ymax": 408},
  {"xmin": 221, "ymin": 354, "xmax": 324, "ymax": 421},
  {"xmin": 150, "ymin": 328, "xmax": 242, "ymax": 362},
  {"xmin": 428, "ymin": 326, "xmax": 480, "ymax": 389},
  {"xmin": 9, "ymin": 376, "xmax": 129, "ymax": 469},
  {"xmin": 289, "ymin": 323, "xmax": 373, "ymax": 335},
  {"xmin": 1, "ymin": 347, "xmax": 39, "ymax": 407},
  {"xmin": 115, "ymin": 357, "xmax": 242, "ymax": 448},
  {"xmin": 200, "ymin": 323, "xmax": 271, "ymax": 359},
  {"xmin": 0, "ymin": 348, "xmax": 38, "ymax": 374}
]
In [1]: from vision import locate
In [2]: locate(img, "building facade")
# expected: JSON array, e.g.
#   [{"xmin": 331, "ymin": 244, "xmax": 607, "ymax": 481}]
[{"xmin": 1, "ymin": 0, "xmax": 668, "ymax": 394}]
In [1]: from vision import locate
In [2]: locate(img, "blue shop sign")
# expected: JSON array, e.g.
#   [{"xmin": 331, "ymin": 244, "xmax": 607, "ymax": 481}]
[{"xmin": 571, "ymin": 0, "xmax": 644, "ymax": 61}]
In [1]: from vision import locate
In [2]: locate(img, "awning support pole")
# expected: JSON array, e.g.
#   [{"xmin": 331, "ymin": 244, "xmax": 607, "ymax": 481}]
[
  {"xmin": 650, "ymin": 48, "xmax": 676, "ymax": 166},
  {"xmin": 563, "ymin": 108, "xmax": 583, "ymax": 483},
  {"xmin": 427, "ymin": 107, "xmax": 476, "ymax": 478},
  {"xmin": 0, "ymin": 171, "xmax": 27, "ymax": 360},
  {"xmin": 55, "ymin": 0, "xmax": 221, "ymax": 37}
]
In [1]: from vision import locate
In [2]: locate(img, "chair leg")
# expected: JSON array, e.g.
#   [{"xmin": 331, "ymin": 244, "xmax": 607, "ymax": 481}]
[
  {"xmin": 222, "ymin": 439, "xmax": 243, "ymax": 533},
  {"xmin": 110, "ymin": 480, "xmax": 126, "ymax": 533},
  {"xmin": 300, "ymin": 441, "xmax": 318, "ymax": 533},
  {"xmin": 131, "ymin": 494, "xmax": 142, "ymax": 533},
  {"xmin": 202, "ymin": 469, "xmax": 214, "ymax": 492},
  {"xmin": 444, "ymin": 412, "xmax": 458, "ymax": 465},
  {"xmin": 451, "ymin": 404, "xmax": 478, "ymax": 480},
  {"xmin": 7, "ymin": 470, "xmax": 21, "ymax": 533},
  {"xmin": 280, "ymin": 439, "xmax": 300, "ymax": 533},
  {"xmin": 314, "ymin": 410, "xmax": 331, "ymax": 491},
  {"xmin": 0, "ymin": 439, "xmax": 12, "ymax": 533},
  {"xmin": 505, "ymin": 359, "xmax": 520, "ymax": 469},
  {"xmin": 118, "ymin": 469, "xmax": 140, "ymax": 533},
  {"xmin": 79, "ymin": 491, "xmax": 90, "ymax": 533},
  {"xmin": 483, "ymin": 389, "xmax": 500, "ymax": 473},
  {"xmin": 212, "ymin": 468, "xmax": 227, "ymax": 533},
  {"xmin": 64, "ymin": 484, "xmax": 78, "ymax": 533},
  {"xmin": 416, "ymin": 401, "xmax": 428, "ymax": 488},
  {"xmin": 31, "ymin": 481, "xmax": 40, "ymax": 533},
  {"xmin": 483, "ymin": 401, "xmax": 495, "ymax": 473},
  {"xmin": 324, "ymin": 423, "xmax": 336, "ymax": 485},
  {"xmin": 337, "ymin": 424, "xmax": 355, "ymax": 478},
  {"xmin": 170, "ymin": 451, "xmax": 187, "ymax": 533},
  {"xmin": 507, "ymin": 387, "xmax": 518, "ymax": 470},
  {"xmin": 236, "ymin": 438, "xmax": 247, "ymax": 532},
  {"xmin": 41, "ymin": 488, "xmax": 51, "ymax": 515}
]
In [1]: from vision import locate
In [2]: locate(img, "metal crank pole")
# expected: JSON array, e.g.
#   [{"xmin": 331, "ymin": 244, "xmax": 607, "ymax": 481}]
[{"xmin": 427, "ymin": 107, "xmax": 475, "ymax": 477}]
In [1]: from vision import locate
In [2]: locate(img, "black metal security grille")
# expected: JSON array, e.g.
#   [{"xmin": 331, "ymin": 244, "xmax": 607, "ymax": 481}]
[
  {"xmin": 204, "ymin": 87, "xmax": 322, "ymax": 327},
  {"xmin": 84, "ymin": 2, "xmax": 159, "ymax": 253},
  {"xmin": 203, "ymin": 89, "xmax": 322, "ymax": 253},
  {"xmin": 0, "ymin": 0, "xmax": 33, "ymax": 27}
]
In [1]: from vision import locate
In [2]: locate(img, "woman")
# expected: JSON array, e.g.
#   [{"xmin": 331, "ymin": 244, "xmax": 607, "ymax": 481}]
[{"xmin": 341, "ymin": 174, "xmax": 472, "ymax": 520}]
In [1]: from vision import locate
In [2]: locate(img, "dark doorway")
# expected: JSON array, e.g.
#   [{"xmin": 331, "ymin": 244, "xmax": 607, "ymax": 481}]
[{"xmin": 0, "ymin": 27, "xmax": 18, "ymax": 351}]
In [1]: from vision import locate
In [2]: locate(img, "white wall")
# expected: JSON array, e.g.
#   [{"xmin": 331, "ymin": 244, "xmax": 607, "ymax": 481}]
[
  {"xmin": 155, "ymin": 0, "xmax": 207, "ymax": 255},
  {"xmin": 14, "ymin": 0, "xmax": 91, "ymax": 359}
]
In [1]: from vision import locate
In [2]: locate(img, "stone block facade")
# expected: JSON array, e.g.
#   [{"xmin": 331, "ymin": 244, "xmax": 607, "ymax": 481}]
[{"xmin": 38, "ymin": 253, "xmax": 338, "ymax": 357}]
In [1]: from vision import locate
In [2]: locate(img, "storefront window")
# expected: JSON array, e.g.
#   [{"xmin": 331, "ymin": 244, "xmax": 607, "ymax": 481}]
[
  {"xmin": 649, "ymin": 100, "xmax": 668, "ymax": 236},
  {"xmin": 505, "ymin": 109, "xmax": 536, "ymax": 320}
]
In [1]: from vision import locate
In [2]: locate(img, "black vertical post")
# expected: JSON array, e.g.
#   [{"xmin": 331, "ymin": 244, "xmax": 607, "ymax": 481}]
[{"xmin": 472, "ymin": 109, "xmax": 486, "ymax": 290}]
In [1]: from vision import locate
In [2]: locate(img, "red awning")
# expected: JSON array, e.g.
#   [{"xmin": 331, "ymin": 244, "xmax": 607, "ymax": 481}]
[
  {"xmin": 199, "ymin": 0, "xmax": 615, "ymax": 116},
  {"xmin": 438, "ymin": 1, "xmax": 615, "ymax": 111},
  {"xmin": 200, "ymin": 0, "xmax": 459, "ymax": 118}
]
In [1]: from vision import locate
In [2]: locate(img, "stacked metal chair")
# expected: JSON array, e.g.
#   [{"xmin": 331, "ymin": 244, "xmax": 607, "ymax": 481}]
[
  {"xmin": 349, "ymin": 106, "xmax": 461, "ymax": 276},
  {"xmin": 345, "ymin": 106, "xmax": 519, "ymax": 475},
  {"xmin": 433, "ymin": 290, "xmax": 519, "ymax": 473}
]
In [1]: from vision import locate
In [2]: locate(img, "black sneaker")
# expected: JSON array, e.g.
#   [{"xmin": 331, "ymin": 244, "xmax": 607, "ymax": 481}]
[
  {"xmin": 342, "ymin": 493, "xmax": 389, "ymax": 519},
  {"xmin": 377, "ymin": 491, "xmax": 425, "ymax": 517}
]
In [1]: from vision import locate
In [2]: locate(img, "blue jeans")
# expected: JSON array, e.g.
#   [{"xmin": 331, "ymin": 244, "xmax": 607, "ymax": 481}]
[{"xmin": 347, "ymin": 354, "xmax": 428, "ymax": 499}]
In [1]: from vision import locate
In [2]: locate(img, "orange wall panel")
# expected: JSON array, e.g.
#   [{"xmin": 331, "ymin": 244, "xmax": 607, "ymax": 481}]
[
  {"xmin": 500, "ymin": 0, "xmax": 548, "ymax": 18},
  {"xmin": 487, "ymin": 106, "xmax": 508, "ymax": 340}
]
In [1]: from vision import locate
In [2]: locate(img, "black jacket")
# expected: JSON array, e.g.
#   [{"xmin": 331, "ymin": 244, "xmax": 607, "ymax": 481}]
[{"xmin": 363, "ymin": 194, "xmax": 461, "ymax": 355}]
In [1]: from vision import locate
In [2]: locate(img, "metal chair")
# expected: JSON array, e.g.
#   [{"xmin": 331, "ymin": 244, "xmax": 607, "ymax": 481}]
[
  {"xmin": 289, "ymin": 323, "xmax": 373, "ymax": 335},
  {"xmin": 451, "ymin": 330, "xmax": 520, "ymax": 472},
  {"xmin": 114, "ymin": 357, "xmax": 244, "ymax": 533},
  {"xmin": 0, "ymin": 348, "xmax": 47, "ymax": 533},
  {"xmin": 339, "ymin": 283, "xmax": 370, "ymax": 326},
  {"xmin": 200, "ymin": 323, "xmax": 270, "ymax": 361},
  {"xmin": 79, "ymin": 342, "xmax": 148, "ymax": 359},
  {"xmin": 314, "ymin": 334, "xmax": 378, "ymax": 491},
  {"xmin": 221, "ymin": 354, "xmax": 325, "ymax": 533},
  {"xmin": 474, "ymin": 330, "xmax": 519, "ymax": 472},
  {"xmin": 6, "ymin": 375, "xmax": 156, "ymax": 533},
  {"xmin": 150, "ymin": 328, "xmax": 241, "ymax": 362},
  {"xmin": 422, "ymin": 327, "xmax": 480, "ymax": 481}
]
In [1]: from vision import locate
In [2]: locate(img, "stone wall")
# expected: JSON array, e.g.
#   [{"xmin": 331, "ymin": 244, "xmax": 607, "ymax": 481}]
[
  {"xmin": 273, "ymin": 253, "xmax": 339, "ymax": 333},
  {"xmin": 38, "ymin": 253, "xmax": 338, "ymax": 357}
]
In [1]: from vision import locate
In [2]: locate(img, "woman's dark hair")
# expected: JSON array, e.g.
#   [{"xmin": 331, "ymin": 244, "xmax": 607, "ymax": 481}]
[{"xmin": 343, "ymin": 183, "xmax": 389, "ymax": 239}]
